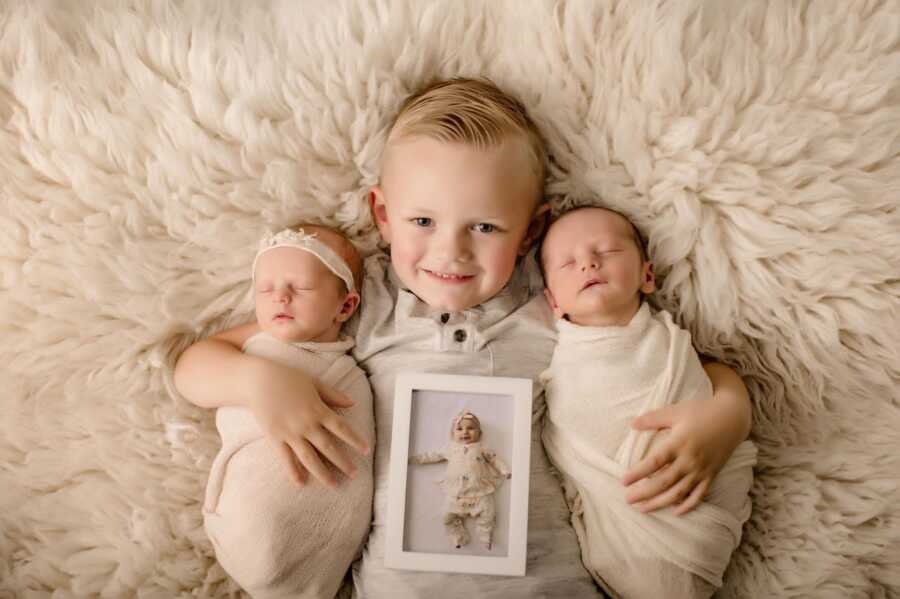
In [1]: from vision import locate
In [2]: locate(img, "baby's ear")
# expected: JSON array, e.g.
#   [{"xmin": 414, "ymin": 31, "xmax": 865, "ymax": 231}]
[
  {"xmin": 336, "ymin": 291, "xmax": 361, "ymax": 323},
  {"xmin": 640, "ymin": 262, "xmax": 656, "ymax": 295},
  {"xmin": 543, "ymin": 287, "xmax": 565, "ymax": 320}
]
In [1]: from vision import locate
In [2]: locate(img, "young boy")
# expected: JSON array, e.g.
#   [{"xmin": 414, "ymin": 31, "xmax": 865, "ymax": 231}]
[
  {"xmin": 173, "ymin": 78, "xmax": 752, "ymax": 598},
  {"xmin": 201, "ymin": 225, "xmax": 374, "ymax": 598},
  {"xmin": 540, "ymin": 206, "xmax": 757, "ymax": 598}
]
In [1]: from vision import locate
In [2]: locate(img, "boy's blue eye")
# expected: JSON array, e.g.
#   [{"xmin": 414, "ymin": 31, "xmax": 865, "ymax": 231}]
[
  {"xmin": 473, "ymin": 223, "xmax": 496, "ymax": 233},
  {"xmin": 412, "ymin": 217, "xmax": 433, "ymax": 227}
]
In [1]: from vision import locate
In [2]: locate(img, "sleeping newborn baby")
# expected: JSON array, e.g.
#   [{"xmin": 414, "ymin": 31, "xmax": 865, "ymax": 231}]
[
  {"xmin": 539, "ymin": 207, "xmax": 757, "ymax": 599},
  {"xmin": 203, "ymin": 225, "xmax": 375, "ymax": 599}
]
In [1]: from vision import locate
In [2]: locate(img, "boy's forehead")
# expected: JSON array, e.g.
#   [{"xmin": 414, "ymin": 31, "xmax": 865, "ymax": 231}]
[{"xmin": 381, "ymin": 136, "xmax": 540, "ymax": 210}]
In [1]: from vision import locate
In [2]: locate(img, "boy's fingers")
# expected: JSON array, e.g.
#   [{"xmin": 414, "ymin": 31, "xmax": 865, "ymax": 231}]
[
  {"xmin": 625, "ymin": 462, "xmax": 677, "ymax": 504},
  {"xmin": 673, "ymin": 479, "xmax": 709, "ymax": 516},
  {"xmin": 289, "ymin": 439, "xmax": 336, "ymax": 488},
  {"xmin": 622, "ymin": 445, "xmax": 675, "ymax": 487},
  {"xmin": 631, "ymin": 404, "xmax": 675, "ymax": 431},
  {"xmin": 323, "ymin": 416, "xmax": 370, "ymax": 455},
  {"xmin": 317, "ymin": 384, "xmax": 355, "ymax": 409},
  {"xmin": 309, "ymin": 428, "xmax": 357, "ymax": 480},
  {"xmin": 635, "ymin": 473, "xmax": 696, "ymax": 514},
  {"xmin": 275, "ymin": 442, "xmax": 307, "ymax": 487}
]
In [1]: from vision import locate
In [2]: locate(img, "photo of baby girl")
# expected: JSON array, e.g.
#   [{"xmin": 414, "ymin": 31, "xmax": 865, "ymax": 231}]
[{"xmin": 409, "ymin": 410, "xmax": 511, "ymax": 551}]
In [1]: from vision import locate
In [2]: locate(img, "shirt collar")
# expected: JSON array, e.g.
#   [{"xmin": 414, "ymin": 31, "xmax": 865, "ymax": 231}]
[{"xmin": 387, "ymin": 252, "xmax": 538, "ymax": 329}]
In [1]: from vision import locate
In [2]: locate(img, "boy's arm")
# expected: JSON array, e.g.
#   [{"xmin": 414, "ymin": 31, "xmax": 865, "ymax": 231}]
[
  {"xmin": 621, "ymin": 361, "xmax": 751, "ymax": 515},
  {"xmin": 173, "ymin": 324, "xmax": 370, "ymax": 487},
  {"xmin": 173, "ymin": 323, "xmax": 262, "ymax": 409}
]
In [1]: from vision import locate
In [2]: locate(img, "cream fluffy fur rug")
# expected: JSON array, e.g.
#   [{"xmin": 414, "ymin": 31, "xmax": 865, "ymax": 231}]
[{"xmin": 2, "ymin": 1, "xmax": 898, "ymax": 597}]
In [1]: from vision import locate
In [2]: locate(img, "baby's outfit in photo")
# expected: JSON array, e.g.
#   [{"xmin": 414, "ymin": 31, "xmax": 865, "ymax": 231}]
[
  {"xmin": 541, "ymin": 303, "xmax": 757, "ymax": 599},
  {"xmin": 203, "ymin": 332, "xmax": 375, "ymax": 599},
  {"xmin": 411, "ymin": 441, "xmax": 511, "ymax": 547}
]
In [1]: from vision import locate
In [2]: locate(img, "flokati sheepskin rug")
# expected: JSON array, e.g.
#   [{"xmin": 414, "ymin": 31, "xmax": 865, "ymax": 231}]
[{"xmin": 2, "ymin": 1, "xmax": 898, "ymax": 597}]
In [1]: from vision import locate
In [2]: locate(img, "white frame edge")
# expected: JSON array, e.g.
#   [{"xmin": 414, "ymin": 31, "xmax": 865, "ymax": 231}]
[{"xmin": 385, "ymin": 371, "xmax": 533, "ymax": 577}]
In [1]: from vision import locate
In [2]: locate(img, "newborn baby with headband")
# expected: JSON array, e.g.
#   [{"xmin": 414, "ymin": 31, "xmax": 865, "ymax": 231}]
[{"xmin": 202, "ymin": 224, "xmax": 375, "ymax": 599}]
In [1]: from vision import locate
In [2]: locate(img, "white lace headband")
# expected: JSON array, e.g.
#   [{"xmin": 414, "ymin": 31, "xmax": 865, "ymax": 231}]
[
  {"xmin": 251, "ymin": 228, "xmax": 356, "ymax": 293},
  {"xmin": 450, "ymin": 410, "xmax": 480, "ymax": 438}
]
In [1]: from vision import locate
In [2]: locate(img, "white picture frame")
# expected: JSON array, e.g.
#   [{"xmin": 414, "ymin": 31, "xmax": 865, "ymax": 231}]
[{"xmin": 385, "ymin": 372, "xmax": 532, "ymax": 577}]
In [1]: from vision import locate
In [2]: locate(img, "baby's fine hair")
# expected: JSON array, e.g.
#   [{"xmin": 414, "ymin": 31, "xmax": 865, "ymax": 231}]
[
  {"xmin": 385, "ymin": 77, "xmax": 547, "ymax": 202},
  {"xmin": 286, "ymin": 222, "xmax": 365, "ymax": 293},
  {"xmin": 537, "ymin": 205, "xmax": 650, "ymax": 277}
]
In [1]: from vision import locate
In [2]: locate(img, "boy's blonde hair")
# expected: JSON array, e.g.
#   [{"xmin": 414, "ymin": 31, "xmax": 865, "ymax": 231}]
[{"xmin": 385, "ymin": 78, "xmax": 547, "ymax": 202}]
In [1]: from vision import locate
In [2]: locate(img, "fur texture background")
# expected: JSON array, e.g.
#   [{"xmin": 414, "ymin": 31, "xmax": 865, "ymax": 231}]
[{"xmin": 1, "ymin": 1, "xmax": 898, "ymax": 597}]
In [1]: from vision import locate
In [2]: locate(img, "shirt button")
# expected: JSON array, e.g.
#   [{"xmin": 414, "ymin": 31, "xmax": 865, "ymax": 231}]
[
  {"xmin": 454, "ymin": 329, "xmax": 467, "ymax": 343},
  {"xmin": 440, "ymin": 313, "xmax": 450, "ymax": 324}
]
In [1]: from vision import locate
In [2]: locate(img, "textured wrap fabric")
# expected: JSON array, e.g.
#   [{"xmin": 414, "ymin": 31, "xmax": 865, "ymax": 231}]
[
  {"xmin": 203, "ymin": 332, "xmax": 375, "ymax": 599},
  {"xmin": 541, "ymin": 305, "xmax": 757, "ymax": 599},
  {"xmin": 349, "ymin": 252, "xmax": 601, "ymax": 598}
]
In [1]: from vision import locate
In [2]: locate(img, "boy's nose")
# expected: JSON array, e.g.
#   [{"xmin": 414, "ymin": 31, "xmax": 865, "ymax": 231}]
[{"xmin": 436, "ymin": 230, "xmax": 472, "ymax": 262}]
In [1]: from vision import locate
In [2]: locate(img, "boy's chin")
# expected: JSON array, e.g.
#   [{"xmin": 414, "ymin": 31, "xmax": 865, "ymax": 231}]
[{"xmin": 416, "ymin": 289, "xmax": 487, "ymax": 313}]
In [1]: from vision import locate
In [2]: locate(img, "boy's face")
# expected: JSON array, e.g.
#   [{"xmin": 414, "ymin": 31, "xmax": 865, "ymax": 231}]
[
  {"xmin": 542, "ymin": 208, "xmax": 655, "ymax": 327},
  {"xmin": 453, "ymin": 417, "xmax": 481, "ymax": 445},
  {"xmin": 254, "ymin": 247, "xmax": 357, "ymax": 343},
  {"xmin": 371, "ymin": 136, "xmax": 546, "ymax": 312}
]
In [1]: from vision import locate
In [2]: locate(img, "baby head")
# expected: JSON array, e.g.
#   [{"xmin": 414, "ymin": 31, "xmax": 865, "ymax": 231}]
[
  {"xmin": 252, "ymin": 224, "xmax": 363, "ymax": 343},
  {"xmin": 450, "ymin": 410, "xmax": 482, "ymax": 445},
  {"xmin": 541, "ymin": 207, "xmax": 655, "ymax": 327},
  {"xmin": 370, "ymin": 77, "xmax": 550, "ymax": 312}
]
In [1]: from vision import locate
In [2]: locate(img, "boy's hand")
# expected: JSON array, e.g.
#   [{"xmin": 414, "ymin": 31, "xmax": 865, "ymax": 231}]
[
  {"xmin": 621, "ymin": 395, "xmax": 746, "ymax": 515},
  {"xmin": 247, "ymin": 357, "xmax": 369, "ymax": 488}
]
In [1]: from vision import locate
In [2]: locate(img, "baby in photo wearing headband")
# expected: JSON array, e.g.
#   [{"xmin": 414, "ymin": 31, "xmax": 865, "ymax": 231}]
[
  {"xmin": 202, "ymin": 225, "xmax": 375, "ymax": 599},
  {"xmin": 409, "ymin": 410, "xmax": 511, "ymax": 551}
]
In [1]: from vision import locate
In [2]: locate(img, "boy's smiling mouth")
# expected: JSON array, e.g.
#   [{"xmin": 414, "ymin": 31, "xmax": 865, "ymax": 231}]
[{"xmin": 423, "ymin": 269, "xmax": 475, "ymax": 283}]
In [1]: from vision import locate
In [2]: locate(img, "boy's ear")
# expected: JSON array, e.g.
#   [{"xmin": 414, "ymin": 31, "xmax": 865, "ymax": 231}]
[
  {"xmin": 369, "ymin": 186, "xmax": 391, "ymax": 244},
  {"xmin": 518, "ymin": 203, "xmax": 551, "ymax": 256},
  {"xmin": 640, "ymin": 262, "xmax": 656, "ymax": 294},
  {"xmin": 543, "ymin": 287, "xmax": 566, "ymax": 320},
  {"xmin": 335, "ymin": 291, "xmax": 361, "ymax": 323}
]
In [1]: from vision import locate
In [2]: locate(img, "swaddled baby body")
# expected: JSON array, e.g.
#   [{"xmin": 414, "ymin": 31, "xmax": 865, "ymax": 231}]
[
  {"xmin": 539, "ymin": 207, "xmax": 756, "ymax": 599},
  {"xmin": 203, "ymin": 226, "xmax": 375, "ymax": 599}
]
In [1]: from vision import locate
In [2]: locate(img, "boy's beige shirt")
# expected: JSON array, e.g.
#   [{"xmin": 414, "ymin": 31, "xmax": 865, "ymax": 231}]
[{"xmin": 348, "ymin": 251, "xmax": 600, "ymax": 598}]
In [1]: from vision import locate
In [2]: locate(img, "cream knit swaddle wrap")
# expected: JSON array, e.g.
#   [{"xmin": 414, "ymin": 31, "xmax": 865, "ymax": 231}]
[
  {"xmin": 203, "ymin": 332, "xmax": 375, "ymax": 599},
  {"xmin": 541, "ymin": 304, "xmax": 756, "ymax": 599}
]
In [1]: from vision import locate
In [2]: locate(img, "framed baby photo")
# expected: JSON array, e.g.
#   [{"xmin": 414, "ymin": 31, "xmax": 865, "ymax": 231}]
[{"xmin": 385, "ymin": 372, "xmax": 532, "ymax": 577}]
